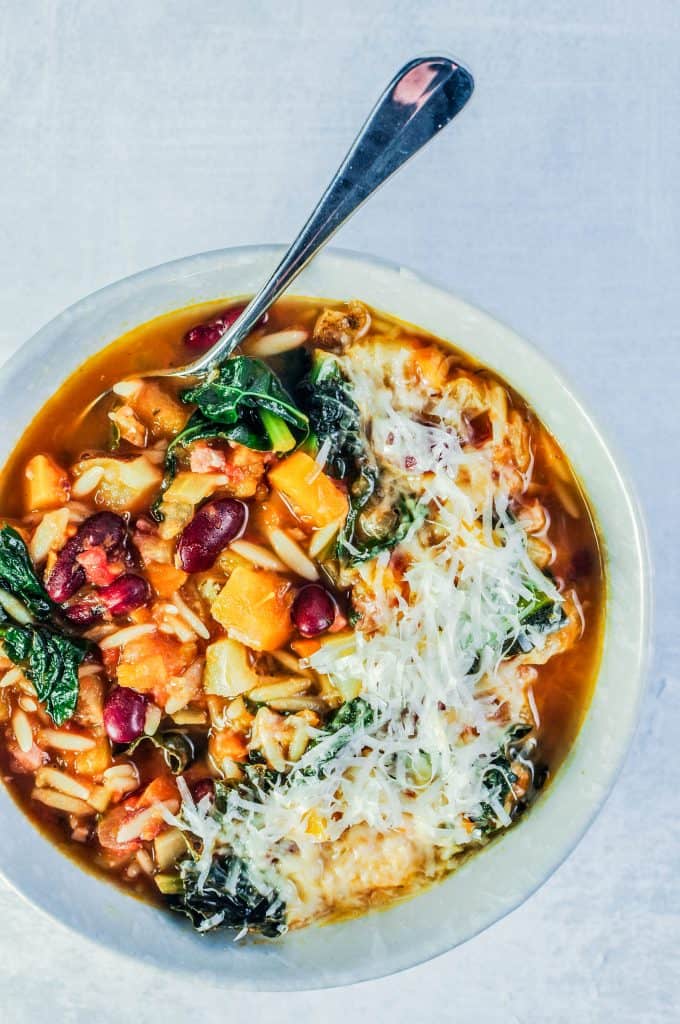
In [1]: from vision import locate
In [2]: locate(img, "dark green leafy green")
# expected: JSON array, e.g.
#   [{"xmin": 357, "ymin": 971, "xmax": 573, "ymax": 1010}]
[
  {"xmin": 168, "ymin": 853, "xmax": 285, "ymax": 937},
  {"xmin": 296, "ymin": 354, "xmax": 423, "ymax": 564},
  {"xmin": 504, "ymin": 580, "xmax": 567, "ymax": 657},
  {"xmin": 0, "ymin": 622, "xmax": 88, "ymax": 725},
  {"xmin": 182, "ymin": 356, "xmax": 308, "ymax": 445},
  {"xmin": 152, "ymin": 357, "xmax": 309, "ymax": 519},
  {"xmin": 341, "ymin": 493, "xmax": 426, "ymax": 563},
  {"xmin": 123, "ymin": 731, "xmax": 195, "ymax": 774},
  {"xmin": 0, "ymin": 525, "xmax": 55, "ymax": 619},
  {"xmin": 0, "ymin": 526, "xmax": 91, "ymax": 724},
  {"xmin": 474, "ymin": 724, "xmax": 535, "ymax": 835},
  {"xmin": 295, "ymin": 697, "xmax": 375, "ymax": 780}
]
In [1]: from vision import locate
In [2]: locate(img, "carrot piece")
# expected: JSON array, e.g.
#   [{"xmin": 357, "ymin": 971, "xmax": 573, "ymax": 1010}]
[
  {"xmin": 137, "ymin": 775, "xmax": 179, "ymax": 808},
  {"xmin": 210, "ymin": 566, "xmax": 293, "ymax": 652},
  {"xmin": 24, "ymin": 454, "xmax": 70, "ymax": 512},
  {"xmin": 145, "ymin": 561, "xmax": 189, "ymax": 598},
  {"xmin": 268, "ymin": 451, "xmax": 348, "ymax": 528}
]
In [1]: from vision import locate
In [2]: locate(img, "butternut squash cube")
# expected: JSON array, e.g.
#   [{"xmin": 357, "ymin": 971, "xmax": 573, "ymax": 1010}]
[
  {"xmin": 210, "ymin": 566, "xmax": 293, "ymax": 651},
  {"xmin": 268, "ymin": 451, "xmax": 348, "ymax": 528},
  {"xmin": 145, "ymin": 561, "xmax": 188, "ymax": 598},
  {"xmin": 24, "ymin": 454, "xmax": 70, "ymax": 512}
]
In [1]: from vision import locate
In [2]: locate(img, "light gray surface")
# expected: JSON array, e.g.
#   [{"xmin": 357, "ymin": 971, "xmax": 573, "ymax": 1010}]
[{"xmin": 0, "ymin": 1, "xmax": 677, "ymax": 1021}]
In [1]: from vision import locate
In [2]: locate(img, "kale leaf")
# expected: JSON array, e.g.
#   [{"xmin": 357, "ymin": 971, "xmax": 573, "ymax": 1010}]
[
  {"xmin": 181, "ymin": 356, "xmax": 308, "ymax": 448},
  {"xmin": 123, "ymin": 731, "xmax": 195, "ymax": 774},
  {"xmin": 295, "ymin": 696, "xmax": 375, "ymax": 780},
  {"xmin": 0, "ymin": 621, "xmax": 88, "ymax": 725},
  {"xmin": 296, "ymin": 354, "xmax": 423, "ymax": 564},
  {"xmin": 152, "ymin": 357, "xmax": 309, "ymax": 518},
  {"xmin": 168, "ymin": 854, "xmax": 285, "ymax": 937},
  {"xmin": 504, "ymin": 580, "xmax": 567, "ymax": 657},
  {"xmin": 296, "ymin": 353, "xmax": 369, "ymax": 479},
  {"xmin": 0, "ymin": 525, "xmax": 55, "ymax": 619},
  {"xmin": 0, "ymin": 526, "xmax": 90, "ymax": 724}
]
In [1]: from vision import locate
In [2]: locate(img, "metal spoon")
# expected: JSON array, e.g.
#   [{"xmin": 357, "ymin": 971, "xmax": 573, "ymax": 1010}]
[{"xmin": 102, "ymin": 55, "xmax": 474, "ymax": 401}]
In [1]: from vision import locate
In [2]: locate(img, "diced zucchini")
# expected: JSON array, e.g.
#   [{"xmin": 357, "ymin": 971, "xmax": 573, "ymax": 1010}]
[{"xmin": 154, "ymin": 871, "xmax": 184, "ymax": 895}]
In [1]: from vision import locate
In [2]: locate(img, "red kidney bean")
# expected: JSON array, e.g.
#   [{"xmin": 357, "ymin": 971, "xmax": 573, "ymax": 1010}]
[
  {"xmin": 190, "ymin": 778, "xmax": 215, "ymax": 805},
  {"xmin": 177, "ymin": 499, "xmax": 248, "ymax": 573},
  {"xmin": 64, "ymin": 573, "xmax": 151, "ymax": 626},
  {"xmin": 103, "ymin": 686, "xmax": 148, "ymax": 744},
  {"xmin": 47, "ymin": 512, "xmax": 132, "ymax": 603},
  {"xmin": 184, "ymin": 304, "xmax": 268, "ymax": 353},
  {"xmin": 291, "ymin": 585, "xmax": 337, "ymax": 638},
  {"xmin": 63, "ymin": 601, "xmax": 102, "ymax": 627},
  {"xmin": 98, "ymin": 573, "xmax": 151, "ymax": 616}
]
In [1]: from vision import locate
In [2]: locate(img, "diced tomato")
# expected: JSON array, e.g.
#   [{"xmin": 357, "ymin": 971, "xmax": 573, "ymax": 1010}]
[
  {"xmin": 75, "ymin": 546, "xmax": 120, "ymax": 586},
  {"xmin": 97, "ymin": 776, "xmax": 179, "ymax": 852}
]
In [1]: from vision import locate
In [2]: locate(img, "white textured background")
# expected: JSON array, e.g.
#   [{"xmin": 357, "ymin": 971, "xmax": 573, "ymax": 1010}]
[{"xmin": 0, "ymin": 2, "xmax": 678, "ymax": 1021}]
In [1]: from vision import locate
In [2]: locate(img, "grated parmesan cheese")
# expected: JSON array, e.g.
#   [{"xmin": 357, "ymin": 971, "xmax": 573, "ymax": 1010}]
[{"xmin": 170, "ymin": 338, "xmax": 573, "ymax": 925}]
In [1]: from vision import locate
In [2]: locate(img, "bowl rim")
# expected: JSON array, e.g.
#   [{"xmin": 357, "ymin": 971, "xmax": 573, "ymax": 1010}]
[{"xmin": 0, "ymin": 244, "xmax": 652, "ymax": 988}]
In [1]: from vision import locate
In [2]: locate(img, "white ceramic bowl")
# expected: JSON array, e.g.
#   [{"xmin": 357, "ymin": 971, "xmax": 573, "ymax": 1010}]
[{"xmin": 0, "ymin": 246, "xmax": 650, "ymax": 989}]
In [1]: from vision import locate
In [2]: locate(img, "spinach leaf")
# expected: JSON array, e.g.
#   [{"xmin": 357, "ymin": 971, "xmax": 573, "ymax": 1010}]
[
  {"xmin": 124, "ymin": 731, "xmax": 195, "ymax": 774},
  {"xmin": 0, "ymin": 525, "xmax": 55, "ymax": 619},
  {"xmin": 168, "ymin": 853, "xmax": 285, "ymax": 937},
  {"xmin": 0, "ymin": 622, "xmax": 88, "ymax": 725}
]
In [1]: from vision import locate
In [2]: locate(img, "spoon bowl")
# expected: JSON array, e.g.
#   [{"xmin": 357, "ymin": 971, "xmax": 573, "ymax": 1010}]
[{"xmin": 82, "ymin": 56, "xmax": 473, "ymax": 421}]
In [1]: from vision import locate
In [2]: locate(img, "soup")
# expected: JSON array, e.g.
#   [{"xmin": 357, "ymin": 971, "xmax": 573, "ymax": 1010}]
[{"xmin": 0, "ymin": 297, "xmax": 604, "ymax": 935}]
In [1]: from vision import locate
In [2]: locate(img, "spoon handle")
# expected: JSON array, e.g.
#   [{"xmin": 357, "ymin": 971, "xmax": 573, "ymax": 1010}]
[{"xmin": 182, "ymin": 55, "xmax": 474, "ymax": 375}]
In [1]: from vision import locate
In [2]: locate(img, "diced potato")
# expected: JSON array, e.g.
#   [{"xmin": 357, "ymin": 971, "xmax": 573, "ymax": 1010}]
[
  {"xmin": 72, "ymin": 456, "xmax": 162, "ymax": 513},
  {"xmin": 210, "ymin": 566, "xmax": 293, "ymax": 652},
  {"xmin": 268, "ymin": 451, "xmax": 348, "ymax": 528},
  {"xmin": 145, "ymin": 561, "xmax": 188, "ymax": 598},
  {"xmin": 24, "ymin": 454, "xmax": 70, "ymax": 512},
  {"xmin": 156, "ymin": 472, "xmax": 226, "ymax": 540},
  {"xmin": 130, "ymin": 381, "xmax": 189, "ymax": 437},
  {"xmin": 215, "ymin": 547, "xmax": 250, "ymax": 577},
  {"xmin": 204, "ymin": 636, "xmax": 257, "ymax": 697}
]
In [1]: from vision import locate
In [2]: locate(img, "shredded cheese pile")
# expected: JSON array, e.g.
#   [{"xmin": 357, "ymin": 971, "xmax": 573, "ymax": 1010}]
[{"xmin": 170, "ymin": 337, "xmax": 565, "ymax": 923}]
